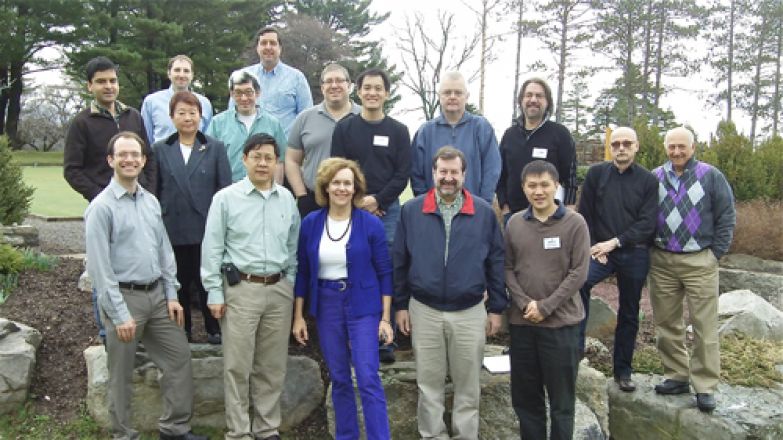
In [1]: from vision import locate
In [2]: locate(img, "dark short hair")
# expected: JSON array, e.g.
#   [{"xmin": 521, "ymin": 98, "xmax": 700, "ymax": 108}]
[
  {"xmin": 518, "ymin": 77, "xmax": 553, "ymax": 117},
  {"xmin": 255, "ymin": 26, "xmax": 281, "ymax": 47},
  {"xmin": 242, "ymin": 133, "xmax": 279, "ymax": 158},
  {"xmin": 167, "ymin": 54, "xmax": 193, "ymax": 71},
  {"xmin": 86, "ymin": 56, "xmax": 117, "ymax": 82},
  {"xmin": 520, "ymin": 160, "xmax": 559, "ymax": 184},
  {"xmin": 107, "ymin": 131, "xmax": 146, "ymax": 157},
  {"xmin": 356, "ymin": 68, "xmax": 390, "ymax": 91},
  {"xmin": 431, "ymin": 146, "xmax": 467, "ymax": 172},
  {"xmin": 169, "ymin": 91, "xmax": 202, "ymax": 117},
  {"xmin": 229, "ymin": 69, "xmax": 261, "ymax": 92}
]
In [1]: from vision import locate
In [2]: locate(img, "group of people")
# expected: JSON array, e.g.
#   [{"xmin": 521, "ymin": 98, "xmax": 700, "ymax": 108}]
[{"xmin": 63, "ymin": 24, "xmax": 736, "ymax": 440}]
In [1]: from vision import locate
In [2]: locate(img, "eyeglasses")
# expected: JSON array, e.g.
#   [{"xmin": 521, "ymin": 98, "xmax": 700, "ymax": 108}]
[
  {"xmin": 246, "ymin": 154, "xmax": 275, "ymax": 164},
  {"xmin": 322, "ymin": 78, "xmax": 348, "ymax": 85},
  {"xmin": 611, "ymin": 140, "xmax": 635, "ymax": 149},
  {"xmin": 232, "ymin": 89, "xmax": 256, "ymax": 98}
]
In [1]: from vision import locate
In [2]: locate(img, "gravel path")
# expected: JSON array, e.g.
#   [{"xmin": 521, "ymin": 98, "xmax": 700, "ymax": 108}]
[{"xmin": 24, "ymin": 217, "xmax": 85, "ymax": 255}]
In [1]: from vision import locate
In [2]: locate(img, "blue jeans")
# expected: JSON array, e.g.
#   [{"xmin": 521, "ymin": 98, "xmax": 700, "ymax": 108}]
[
  {"xmin": 92, "ymin": 287, "xmax": 106, "ymax": 342},
  {"xmin": 578, "ymin": 246, "xmax": 650, "ymax": 377},
  {"xmin": 379, "ymin": 199, "xmax": 400, "ymax": 354},
  {"xmin": 317, "ymin": 283, "xmax": 390, "ymax": 440}
]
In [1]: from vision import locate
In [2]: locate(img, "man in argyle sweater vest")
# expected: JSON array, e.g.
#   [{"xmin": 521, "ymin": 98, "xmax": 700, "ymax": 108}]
[{"xmin": 649, "ymin": 127, "xmax": 736, "ymax": 413}]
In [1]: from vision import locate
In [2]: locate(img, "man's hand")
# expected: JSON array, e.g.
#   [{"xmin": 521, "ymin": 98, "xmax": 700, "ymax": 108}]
[
  {"xmin": 115, "ymin": 318, "xmax": 137, "ymax": 343},
  {"xmin": 486, "ymin": 313, "xmax": 502, "ymax": 336},
  {"xmin": 590, "ymin": 238, "xmax": 619, "ymax": 263},
  {"xmin": 167, "ymin": 300, "xmax": 184, "ymax": 327},
  {"xmin": 209, "ymin": 303, "xmax": 226, "ymax": 320},
  {"xmin": 379, "ymin": 320, "xmax": 394, "ymax": 345},
  {"xmin": 396, "ymin": 310, "xmax": 411, "ymax": 336},
  {"xmin": 360, "ymin": 195, "xmax": 379, "ymax": 214},
  {"xmin": 292, "ymin": 316, "xmax": 309, "ymax": 346},
  {"xmin": 523, "ymin": 301, "xmax": 545, "ymax": 324}
]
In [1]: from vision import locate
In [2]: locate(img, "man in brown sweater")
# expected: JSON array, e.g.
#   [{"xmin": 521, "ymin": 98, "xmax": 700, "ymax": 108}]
[{"xmin": 504, "ymin": 160, "xmax": 590, "ymax": 440}]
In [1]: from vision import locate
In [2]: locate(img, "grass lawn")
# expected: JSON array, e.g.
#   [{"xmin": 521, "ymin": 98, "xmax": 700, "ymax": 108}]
[
  {"xmin": 12, "ymin": 150, "xmax": 64, "ymax": 166},
  {"xmin": 22, "ymin": 166, "xmax": 87, "ymax": 218}
]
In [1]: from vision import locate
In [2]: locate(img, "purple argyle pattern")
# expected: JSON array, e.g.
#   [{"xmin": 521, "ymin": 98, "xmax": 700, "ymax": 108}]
[{"xmin": 653, "ymin": 161, "xmax": 712, "ymax": 253}]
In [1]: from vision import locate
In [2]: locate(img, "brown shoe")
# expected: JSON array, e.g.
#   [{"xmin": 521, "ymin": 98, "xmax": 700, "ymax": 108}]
[{"xmin": 615, "ymin": 376, "xmax": 636, "ymax": 392}]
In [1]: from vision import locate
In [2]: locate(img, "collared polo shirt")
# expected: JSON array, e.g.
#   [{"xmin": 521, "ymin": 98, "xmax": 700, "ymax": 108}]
[{"xmin": 436, "ymin": 191, "xmax": 464, "ymax": 262}]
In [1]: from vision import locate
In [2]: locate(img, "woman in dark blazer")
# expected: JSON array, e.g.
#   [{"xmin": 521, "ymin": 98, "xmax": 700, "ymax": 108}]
[
  {"xmin": 293, "ymin": 158, "xmax": 393, "ymax": 440},
  {"xmin": 154, "ymin": 91, "xmax": 231, "ymax": 343}
]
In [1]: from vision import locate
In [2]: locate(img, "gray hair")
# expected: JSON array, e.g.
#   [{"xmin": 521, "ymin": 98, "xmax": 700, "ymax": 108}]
[
  {"xmin": 320, "ymin": 63, "xmax": 351, "ymax": 83},
  {"xmin": 664, "ymin": 126, "xmax": 695, "ymax": 147},
  {"xmin": 437, "ymin": 71, "xmax": 467, "ymax": 93},
  {"xmin": 228, "ymin": 70, "xmax": 260, "ymax": 92}
]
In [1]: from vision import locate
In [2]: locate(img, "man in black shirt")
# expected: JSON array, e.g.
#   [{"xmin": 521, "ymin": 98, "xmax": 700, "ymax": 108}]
[
  {"xmin": 577, "ymin": 126, "xmax": 658, "ymax": 392},
  {"xmin": 497, "ymin": 77, "xmax": 577, "ymax": 221}
]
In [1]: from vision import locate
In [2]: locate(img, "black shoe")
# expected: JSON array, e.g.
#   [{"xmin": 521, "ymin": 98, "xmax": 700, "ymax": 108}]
[
  {"xmin": 159, "ymin": 431, "xmax": 208, "ymax": 440},
  {"xmin": 207, "ymin": 333, "xmax": 221, "ymax": 345},
  {"xmin": 185, "ymin": 332, "xmax": 193, "ymax": 343},
  {"xmin": 615, "ymin": 376, "xmax": 636, "ymax": 392},
  {"xmin": 379, "ymin": 349, "xmax": 396, "ymax": 364},
  {"xmin": 696, "ymin": 393, "xmax": 716, "ymax": 412},
  {"xmin": 655, "ymin": 379, "xmax": 690, "ymax": 395}
]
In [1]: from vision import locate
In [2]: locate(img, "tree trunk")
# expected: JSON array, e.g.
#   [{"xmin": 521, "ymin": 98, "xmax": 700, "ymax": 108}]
[
  {"xmin": 653, "ymin": 3, "xmax": 665, "ymax": 123},
  {"xmin": 641, "ymin": 0, "xmax": 653, "ymax": 113},
  {"xmin": 0, "ymin": 65, "xmax": 8, "ymax": 135},
  {"xmin": 555, "ymin": 5, "xmax": 569, "ymax": 123},
  {"xmin": 479, "ymin": 1, "xmax": 488, "ymax": 114},
  {"xmin": 513, "ymin": 0, "xmax": 524, "ymax": 120},
  {"xmin": 749, "ymin": 13, "xmax": 768, "ymax": 144},
  {"xmin": 772, "ymin": 7, "xmax": 782, "ymax": 136},
  {"xmin": 6, "ymin": 61, "xmax": 25, "ymax": 149},
  {"xmin": 727, "ymin": 0, "xmax": 735, "ymax": 121}
]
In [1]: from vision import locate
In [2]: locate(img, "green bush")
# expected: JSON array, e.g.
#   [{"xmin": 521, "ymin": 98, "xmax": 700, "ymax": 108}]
[
  {"xmin": 0, "ymin": 244, "xmax": 24, "ymax": 274},
  {"xmin": 0, "ymin": 136, "xmax": 35, "ymax": 225}
]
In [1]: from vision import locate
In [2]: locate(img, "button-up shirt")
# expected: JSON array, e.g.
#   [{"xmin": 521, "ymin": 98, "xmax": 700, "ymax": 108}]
[
  {"xmin": 85, "ymin": 179, "xmax": 180, "ymax": 325},
  {"xmin": 205, "ymin": 106, "xmax": 287, "ymax": 182},
  {"xmin": 141, "ymin": 86, "xmax": 213, "ymax": 143},
  {"xmin": 229, "ymin": 61, "xmax": 313, "ymax": 136},
  {"xmin": 201, "ymin": 178, "xmax": 300, "ymax": 304},
  {"xmin": 436, "ymin": 191, "xmax": 464, "ymax": 262}
]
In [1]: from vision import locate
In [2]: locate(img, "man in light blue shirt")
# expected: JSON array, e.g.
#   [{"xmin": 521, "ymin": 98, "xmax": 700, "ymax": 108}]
[
  {"xmin": 411, "ymin": 71, "xmax": 501, "ymax": 204},
  {"xmin": 230, "ymin": 26, "xmax": 313, "ymax": 135},
  {"xmin": 141, "ymin": 55, "xmax": 213, "ymax": 144},
  {"xmin": 201, "ymin": 133, "xmax": 299, "ymax": 440},
  {"xmin": 85, "ymin": 131, "xmax": 206, "ymax": 440},
  {"xmin": 207, "ymin": 70, "xmax": 287, "ymax": 183}
]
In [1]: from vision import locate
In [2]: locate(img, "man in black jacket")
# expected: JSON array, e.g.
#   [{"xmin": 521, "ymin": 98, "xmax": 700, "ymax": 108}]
[{"xmin": 497, "ymin": 77, "xmax": 577, "ymax": 222}]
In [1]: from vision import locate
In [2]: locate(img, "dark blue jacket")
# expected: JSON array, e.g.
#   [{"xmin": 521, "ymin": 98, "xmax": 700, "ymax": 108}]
[
  {"xmin": 153, "ymin": 131, "xmax": 231, "ymax": 246},
  {"xmin": 393, "ymin": 189, "xmax": 507, "ymax": 313},
  {"xmin": 294, "ymin": 207, "xmax": 393, "ymax": 318}
]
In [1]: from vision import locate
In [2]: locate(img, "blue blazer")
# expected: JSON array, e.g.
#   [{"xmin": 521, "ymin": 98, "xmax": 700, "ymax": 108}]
[
  {"xmin": 294, "ymin": 208, "xmax": 393, "ymax": 319},
  {"xmin": 153, "ymin": 131, "xmax": 232, "ymax": 246}
]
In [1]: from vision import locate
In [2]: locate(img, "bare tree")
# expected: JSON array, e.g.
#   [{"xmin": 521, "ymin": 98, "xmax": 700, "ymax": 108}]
[
  {"xmin": 395, "ymin": 11, "xmax": 480, "ymax": 120},
  {"xmin": 463, "ymin": 0, "xmax": 505, "ymax": 113},
  {"xmin": 509, "ymin": 0, "xmax": 532, "ymax": 119},
  {"xmin": 17, "ymin": 83, "xmax": 81, "ymax": 152}
]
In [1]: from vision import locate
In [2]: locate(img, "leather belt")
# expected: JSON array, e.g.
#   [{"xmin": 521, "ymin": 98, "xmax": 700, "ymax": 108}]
[
  {"xmin": 239, "ymin": 271, "xmax": 282, "ymax": 285},
  {"xmin": 318, "ymin": 279, "xmax": 349, "ymax": 292},
  {"xmin": 118, "ymin": 279, "xmax": 159, "ymax": 291}
]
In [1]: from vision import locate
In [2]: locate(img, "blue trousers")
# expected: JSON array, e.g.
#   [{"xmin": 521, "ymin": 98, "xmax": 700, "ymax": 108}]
[
  {"xmin": 578, "ymin": 246, "xmax": 650, "ymax": 377},
  {"xmin": 317, "ymin": 283, "xmax": 390, "ymax": 440},
  {"xmin": 92, "ymin": 287, "xmax": 106, "ymax": 341},
  {"xmin": 379, "ymin": 200, "xmax": 399, "ymax": 354}
]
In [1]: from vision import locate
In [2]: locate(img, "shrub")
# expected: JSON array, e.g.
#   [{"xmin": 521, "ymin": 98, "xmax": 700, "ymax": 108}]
[
  {"xmin": 730, "ymin": 199, "xmax": 783, "ymax": 261},
  {"xmin": 0, "ymin": 244, "xmax": 24, "ymax": 274},
  {"xmin": 0, "ymin": 136, "xmax": 34, "ymax": 225}
]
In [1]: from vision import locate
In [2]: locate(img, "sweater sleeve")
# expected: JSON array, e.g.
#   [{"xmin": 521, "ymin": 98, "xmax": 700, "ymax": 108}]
[
  {"xmin": 617, "ymin": 172, "xmax": 658, "ymax": 246},
  {"xmin": 392, "ymin": 203, "xmax": 412, "ymax": 310},
  {"xmin": 496, "ymin": 131, "xmax": 510, "ymax": 208},
  {"xmin": 504, "ymin": 216, "xmax": 534, "ymax": 311},
  {"xmin": 64, "ymin": 116, "xmax": 103, "ymax": 201},
  {"xmin": 410, "ymin": 125, "xmax": 429, "ymax": 197},
  {"xmin": 375, "ymin": 123, "xmax": 412, "ymax": 210},
  {"xmin": 485, "ymin": 211, "xmax": 508, "ymax": 313},
  {"xmin": 478, "ymin": 119, "xmax": 501, "ymax": 204},
  {"xmin": 709, "ymin": 167, "xmax": 736, "ymax": 258},
  {"xmin": 558, "ymin": 130, "xmax": 578, "ymax": 205},
  {"xmin": 577, "ymin": 165, "xmax": 599, "ymax": 244}
]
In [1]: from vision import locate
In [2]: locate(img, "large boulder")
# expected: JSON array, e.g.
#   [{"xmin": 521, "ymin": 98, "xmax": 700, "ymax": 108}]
[
  {"xmin": 84, "ymin": 345, "xmax": 323, "ymax": 431},
  {"xmin": 585, "ymin": 297, "xmax": 616, "ymax": 340},
  {"xmin": 719, "ymin": 255, "xmax": 783, "ymax": 312},
  {"xmin": 720, "ymin": 254, "xmax": 783, "ymax": 275},
  {"xmin": 0, "ymin": 318, "xmax": 42, "ymax": 414},
  {"xmin": 0, "ymin": 224, "xmax": 39, "ymax": 248},
  {"xmin": 718, "ymin": 290, "xmax": 783, "ymax": 342},
  {"xmin": 326, "ymin": 346, "xmax": 605, "ymax": 439},
  {"xmin": 576, "ymin": 360, "xmax": 609, "ymax": 436},
  {"xmin": 608, "ymin": 374, "xmax": 783, "ymax": 440}
]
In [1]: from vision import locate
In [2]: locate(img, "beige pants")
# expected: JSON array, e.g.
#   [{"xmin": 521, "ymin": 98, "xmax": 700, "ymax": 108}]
[
  {"xmin": 409, "ymin": 298, "xmax": 487, "ymax": 440},
  {"xmin": 221, "ymin": 279, "xmax": 293, "ymax": 440},
  {"xmin": 649, "ymin": 248, "xmax": 720, "ymax": 393},
  {"xmin": 103, "ymin": 285, "xmax": 193, "ymax": 440}
]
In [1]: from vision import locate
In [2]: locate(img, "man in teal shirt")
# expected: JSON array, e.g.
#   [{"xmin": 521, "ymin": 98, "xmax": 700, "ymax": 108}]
[
  {"xmin": 201, "ymin": 133, "xmax": 299, "ymax": 440},
  {"xmin": 207, "ymin": 70, "xmax": 287, "ymax": 183}
]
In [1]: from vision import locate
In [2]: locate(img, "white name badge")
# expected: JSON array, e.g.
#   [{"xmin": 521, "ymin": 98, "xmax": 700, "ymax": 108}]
[
  {"xmin": 373, "ymin": 135, "xmax": 390, "ymax": 147},
  {"xmin": 543, "ymin": 236, "xmax": 561, "ymax": 250},
  {"xmin": 532, "ymin": 147, "xmax": 548, "ymax": 158}
]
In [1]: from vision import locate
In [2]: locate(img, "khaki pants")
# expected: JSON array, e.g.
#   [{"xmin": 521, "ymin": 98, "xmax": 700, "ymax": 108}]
[
  {"xmin": 222, "ymin": 279, "xmax": 293, "ymax": 440},
  {"xmin": 409, "ymin": 298, "xmax": 486, "ymax": 440},
  {"xmin": 103, "ymin": 285, "xmax": 193, "ymax": 440},
  {"xmin": 649, "ymin": 248, "xmax": 720, "ymax": 393}
]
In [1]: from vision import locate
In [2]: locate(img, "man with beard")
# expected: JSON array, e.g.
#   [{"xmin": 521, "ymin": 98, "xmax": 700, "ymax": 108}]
[
  {"xmin": 577, "ymin": 126, "xmax": 658, "ymax": 392},
  {"xmin": 497, "ymin": 77, "xmax": 577, "ymax": 222},
  {"xmin": 394, "ymin": 146, "xmax": 506, "ymax": 439}
]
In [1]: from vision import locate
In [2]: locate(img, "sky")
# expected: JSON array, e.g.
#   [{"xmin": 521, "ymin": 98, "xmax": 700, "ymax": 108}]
[{"xmin": 370, "ymin": 0, "xmax": 744, "ymax": 142}]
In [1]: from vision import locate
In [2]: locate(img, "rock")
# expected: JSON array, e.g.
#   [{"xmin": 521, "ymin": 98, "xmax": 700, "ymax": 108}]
[
  {"xmin": 328, "ymin": 345, "xmax": 604, "ymax": 439},
  {"xmin": 577, "ymin": 360, "xmax": 609, "ymax": 436},
  {"xmin": 586, "ymin": 297, "xmax": 616, "ymax": 340},
  {"xmin": 608, "ymin": 374, "xmax": 783, "ymax": 439},
  {"xmin": 721, "ymin": 254, "xmax": 783, "ymax": 275},
  {"xmin": 0, "ymin": 318, "xmax": 42, "ymax": 414},
  {"xmin": 85, "ymin": 345, "xmax": 323, "ymax": 431},
  {"xmin": 719, "ymin": 269, "xmax": 783, "ymax": 312},
  {"xmin": 0, "ymin": 225, "xmax": 39, "ymax": 248},
  {"xmin": 584, "ymin": 337, "xmax": 609, "ymax": 357},
  {"xmin": 78, "ymin": 269, "xmax": 91, "ymax": 293},
  {"xmin": 718, "ymin": 290, "xmax": 783, "ymax": 342}
]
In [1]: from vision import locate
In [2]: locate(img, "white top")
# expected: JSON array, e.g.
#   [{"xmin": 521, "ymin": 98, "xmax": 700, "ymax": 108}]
[
  {"xmin": 180, "ymin": 142, "xmax": 193, "ymax": 164},
  {"xmin": 318, "ymin": 217, "xmax": 350, "ymax": 279},
  {"xmin": 238, "ymin": 112, "xmax": 255, "ymax": 132}
]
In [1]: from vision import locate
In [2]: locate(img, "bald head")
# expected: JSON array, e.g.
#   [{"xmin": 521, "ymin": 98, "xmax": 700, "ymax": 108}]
[
  {"xmin": 609, "ymin": 126, "xmax": 639, "ymax": 170},
  {"xmin": 611, "ymin": 126, "xmax": 637, "ymax": 143},
  {"xmin": 664, "ymin": 126, "xmax": 694, "ymax": 147},
  {"xmin": 664, "ymin": 126, "xmax": 696, "ymax": 173}
]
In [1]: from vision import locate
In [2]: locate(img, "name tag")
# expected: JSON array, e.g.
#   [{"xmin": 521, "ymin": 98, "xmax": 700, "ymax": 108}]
[
  {"xmin": 373, "ymin": 135, "xmax": 389, "ymax": 147},
  {"xmin": 532, "ymin": 147, "xmax": 548, "ymax": 158},
  {"xmin": 543, "ymin": 237, "xmax": 561, "ymax": 250}
]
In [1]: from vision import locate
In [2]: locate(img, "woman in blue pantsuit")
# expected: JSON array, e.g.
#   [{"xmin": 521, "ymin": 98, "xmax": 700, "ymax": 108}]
[{"xmin": 293, "ymin": 157, "xmax": 393, "ymax": 440}]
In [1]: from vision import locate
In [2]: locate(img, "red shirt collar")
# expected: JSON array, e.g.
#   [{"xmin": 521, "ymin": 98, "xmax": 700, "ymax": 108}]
[{"xmin": 422, "ymin": 188, "xmax": 475, "ymax": 215}]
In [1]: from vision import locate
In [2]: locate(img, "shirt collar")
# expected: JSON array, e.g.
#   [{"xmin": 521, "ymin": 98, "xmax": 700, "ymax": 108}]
[
  {"xmin": 108, "ymin": 178, "xmax": 144, "ymax": 200},
  {"xmin": 436, "ymin": 111, "xmax": 471, "ymax": 127},
  {"xmin": 422, "ymin": 188, "xmax": 475, "ymax": 215},
  {"xmin": 522, "ymin": 200, "xmax": 566, "ymax": 221},
  {"xmin": 435, "ymin": 191, "xmax": 464, "ymax": 209},
  {"xmin": 90, "ymin": 100, "xmax": 126, "ymax": 116},
  {"xmin": 239, "ymin": 177, "xmax": 279, "ymax": 196}
]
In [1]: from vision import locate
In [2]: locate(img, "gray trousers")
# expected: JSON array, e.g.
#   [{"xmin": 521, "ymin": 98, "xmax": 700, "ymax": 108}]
[{"xmin": 103, "ymin": 285, "xmax": 194, "ymax": 440}]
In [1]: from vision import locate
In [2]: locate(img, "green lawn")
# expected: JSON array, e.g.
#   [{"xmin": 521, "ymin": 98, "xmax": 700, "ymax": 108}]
[
  {"xmin": 22, "ymin": 166, "xmax": 87, "ymax": 218},
  {"xmin": 12, "ymin": 150, "xmax": 64, "ymax": 166}
]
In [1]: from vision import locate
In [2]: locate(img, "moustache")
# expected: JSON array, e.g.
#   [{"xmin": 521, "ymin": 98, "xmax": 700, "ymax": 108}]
[{"xmin": 438, "ymin": 178, "xmax": 458, "ymax": 187}]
